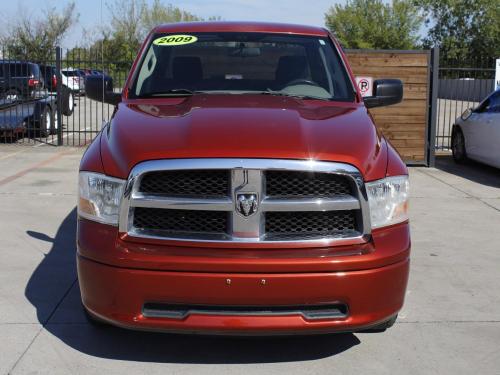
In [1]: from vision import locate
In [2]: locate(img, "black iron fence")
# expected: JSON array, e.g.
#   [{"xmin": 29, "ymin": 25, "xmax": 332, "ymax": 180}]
[
  {"xmin": 0, "ymin": 46, "xmax": 134, "ymax": 146},
  {"xmin": 435, "ymin": 58, "xmax": 496, "ymax": 150},
  {"xmin": 1, "ymin": 45, "xmax": 497, "ymax": 153}
]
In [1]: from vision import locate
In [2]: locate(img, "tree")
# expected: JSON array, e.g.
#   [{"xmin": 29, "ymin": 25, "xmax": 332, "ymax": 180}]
[
  {"xmin": 78, "ymin": 1, "xmax": 219, "ymax": 61},
  {"xmin": 104, "ymin": 0, "xmax": 213, "ymax": 56},
  {"xmin": 141, "ymin": 0, "xmax": 203, "ymax": 36},
  {"xmin": 1, "ymin": 2, "xmax": 78, "ymax": 61},
  {"xmin": 325, "ymin": 0, "xmax": 423, "ymax": 49},
  {"xmin": 66, "ymin": 1, "xmax": 215, "ymax": 87},
  {"xmin": 414, "ymin": 0, "xmax": 500, "ymax": 63},
  {"xmin": 106, "ymin": 0, "xmax": 144, "ymax": 56}
]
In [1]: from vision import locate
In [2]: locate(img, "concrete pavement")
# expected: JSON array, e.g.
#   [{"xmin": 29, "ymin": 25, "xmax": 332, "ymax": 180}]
[{"xmin": 0, "ymin": 145, "xmax": 499, "ymax": 374}]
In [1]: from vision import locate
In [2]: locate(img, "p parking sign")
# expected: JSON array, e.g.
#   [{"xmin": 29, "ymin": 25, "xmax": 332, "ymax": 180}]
[{"xmin": 356, "ymin": 76, "xmax": 373, "ymax": 97}]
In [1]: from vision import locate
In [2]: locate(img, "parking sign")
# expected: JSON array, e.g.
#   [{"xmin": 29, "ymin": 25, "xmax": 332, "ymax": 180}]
[{"xmin": 356, "ymin": 76, "xmax": 373, "ymax": 97}]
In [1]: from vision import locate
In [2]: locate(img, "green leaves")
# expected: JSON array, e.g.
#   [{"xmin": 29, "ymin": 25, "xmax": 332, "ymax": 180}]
[
  {"xmin": 414, "ymin": 0, "xmax": 500, "ymax": 63},
  {"xmin": 325, "ymin": 0, "xmax": 423, "ymax": 50}
]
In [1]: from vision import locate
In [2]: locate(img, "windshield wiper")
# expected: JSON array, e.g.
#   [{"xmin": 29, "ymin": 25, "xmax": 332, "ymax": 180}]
[
  {"xmin": 259, "ymin": 89, "xmax": 331, "ymax": 101},
  {"xmin": 141, "ymin": 89, "xmax": 200, "ymax": 97}
]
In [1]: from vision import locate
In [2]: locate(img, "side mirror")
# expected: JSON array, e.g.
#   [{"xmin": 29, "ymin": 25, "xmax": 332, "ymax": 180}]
[
  {"xmin": 85, "ymin": 75, "xmax": 121, "ymax": 105},
  {"xmin": 461, "ymin": 108, "xmax": 473, "ymax": 121},
  {"xmin": 364, "ymin": 79, "xmax": 403, "ymax": 109}
]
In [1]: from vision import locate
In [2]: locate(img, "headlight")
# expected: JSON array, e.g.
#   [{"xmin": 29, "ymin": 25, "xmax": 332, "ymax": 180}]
[
  {"xmin": 78, "ymin": 172, "xmax": 125, "ymax": 225},
  {"xmin": 366, "ymin": 175, "xmax": 409, "ymax": 229}
]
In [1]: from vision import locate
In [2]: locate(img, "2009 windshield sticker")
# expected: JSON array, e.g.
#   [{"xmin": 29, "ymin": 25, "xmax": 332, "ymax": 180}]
[{"xmin": 153, "ymin": 35, "xmax": 198, "ymax": 46}]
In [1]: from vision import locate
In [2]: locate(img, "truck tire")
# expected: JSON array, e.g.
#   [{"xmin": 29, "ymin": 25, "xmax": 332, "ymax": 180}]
[
  {"xmin": 38, "ymin": 106, "xmax": 52, "ymax": 138},
  {"xmin": 50, "ymin": 106, "xmax": 59, "ymax": 135},
  {"xmin": 61, "ymin": 86, "xmax": 74, "ymax": 116}
]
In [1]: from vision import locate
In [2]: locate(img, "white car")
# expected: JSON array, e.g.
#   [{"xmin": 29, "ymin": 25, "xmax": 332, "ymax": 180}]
[
  {"xmin": 452, "ymin": 89, "xmax": 500, "ymax": 168},
  {"xmin": 61, "ymin": 68, "xmax": 85, "ymax": 94}
]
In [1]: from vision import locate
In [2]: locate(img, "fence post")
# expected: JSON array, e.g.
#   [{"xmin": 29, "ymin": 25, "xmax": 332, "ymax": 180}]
[
  {"xmin": 427, "ymin": 47, "xmax": 439, "ymax": 167},
  {"xmin": 55, "ymin": 46, "xmax": 63, "ymax": 146}
]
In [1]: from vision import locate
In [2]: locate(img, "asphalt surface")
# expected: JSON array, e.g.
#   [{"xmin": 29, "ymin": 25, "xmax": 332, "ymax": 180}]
[{"xmin": 0, "ymin": 146, "xmax": 499, "ymax": 374}]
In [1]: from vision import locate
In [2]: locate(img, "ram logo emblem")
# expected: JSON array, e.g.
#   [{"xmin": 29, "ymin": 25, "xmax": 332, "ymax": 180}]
[{"xmin": 236, "ymin": 193, "xmax": 259, "ymax": 217}]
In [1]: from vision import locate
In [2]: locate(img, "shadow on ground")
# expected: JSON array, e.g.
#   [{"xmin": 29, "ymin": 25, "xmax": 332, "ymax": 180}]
[
  {"xmin": 24, "ymin": 208, "xmax": 360, "ymax": 364},
  {"xmin": 435, "ymin": 155, "xmax": 500, "ymax": 188}
]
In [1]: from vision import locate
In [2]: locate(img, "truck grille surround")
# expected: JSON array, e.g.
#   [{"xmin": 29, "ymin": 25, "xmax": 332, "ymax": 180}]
[{"xmin": 119, "ymin": 159, "xmax": 371, "ymax": 246}]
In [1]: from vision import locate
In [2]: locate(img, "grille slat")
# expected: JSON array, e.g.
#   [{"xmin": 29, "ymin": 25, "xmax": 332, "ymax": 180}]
[
  {"xmin": 134, "ymin": 207, "xmax": 228, "ymax": 235},
  {"xmin": 266, "ymin": 171, "xmax": 352, "ymax": 198},
  {"xmin": 265, "ymin": 211, "xmax": 357, "ymax": 241},
  {"xmin": 140, "ymin": 170, "xmax": 229, "ymax": 198}
]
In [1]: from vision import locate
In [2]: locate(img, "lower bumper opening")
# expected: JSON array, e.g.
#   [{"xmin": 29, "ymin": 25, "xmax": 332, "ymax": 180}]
[{"xmin": 142, "ymin": 302, "xmax": 349, "ymax": 320}]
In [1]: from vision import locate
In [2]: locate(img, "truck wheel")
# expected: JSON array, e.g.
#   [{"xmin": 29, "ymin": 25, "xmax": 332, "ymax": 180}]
[
  {"xmin": 38, "ymin": 107, "xmax": 52, "ymax": 138},
  {"xmin": 451, "ymin": 127, "xmax": 467, "ymax": 163},
  {"xmin": 50, "ymin": 106, "xmax": 59, "ymax": 135},
  {"xmin": 61, "ymin": 86, "xmax": 74, "ymax": 116}
]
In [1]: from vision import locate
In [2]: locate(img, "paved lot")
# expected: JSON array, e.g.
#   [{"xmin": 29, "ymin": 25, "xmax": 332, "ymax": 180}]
[{"xmin": 0, "ymin": 146, "xmax": 499, "ymax": 374}]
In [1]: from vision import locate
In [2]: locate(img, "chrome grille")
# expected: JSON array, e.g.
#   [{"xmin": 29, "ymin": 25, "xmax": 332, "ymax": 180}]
[
  {"xmin": 266, "ymin": 171, "xmax": 352, "ymax": 198},
  {"xmin": 119, "ymin": 159, "xmax": 371, "ymax": 246},
  {"xmin": 139, "ymin": 170, "xmax": 229, "ymax": 197},
  {"xmin": 133, "ymin": 208, "xmax": 228, "ymax": 236},
  {"xmin": 265, "ymin": 211, "xmax": 357, "ymax": 240}
]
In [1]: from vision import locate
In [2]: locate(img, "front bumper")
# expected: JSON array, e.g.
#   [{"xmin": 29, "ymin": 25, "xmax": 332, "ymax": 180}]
[
  {"xmin": 78, "ymin": 217, "xmax": 410, "ymax": 335},
  {"xmin": 78, "ymin": 254, "xmax": 409, "ymax": 335}
]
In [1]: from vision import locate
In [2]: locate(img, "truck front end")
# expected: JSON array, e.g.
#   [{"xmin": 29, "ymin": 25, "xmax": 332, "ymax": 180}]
[{"xmin": 78, "ymin": 22, "xmax": 410, "ymax": 335}]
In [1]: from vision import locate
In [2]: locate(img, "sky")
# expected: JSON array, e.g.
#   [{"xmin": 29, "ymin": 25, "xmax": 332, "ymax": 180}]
[{"xmin": 0, "ymin": 0, "xmax": 341, "ymax": 48}]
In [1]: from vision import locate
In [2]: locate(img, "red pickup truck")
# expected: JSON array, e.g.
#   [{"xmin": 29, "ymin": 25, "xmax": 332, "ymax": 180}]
[{"xmin": 79, "ymin": 22, "xmax": 410, "ymax": 335}]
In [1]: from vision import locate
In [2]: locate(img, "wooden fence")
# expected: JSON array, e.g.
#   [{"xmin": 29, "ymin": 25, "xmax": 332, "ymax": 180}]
[{"xmin": 346, "ymin": 50, "xmax": 431, "ymax": 164}]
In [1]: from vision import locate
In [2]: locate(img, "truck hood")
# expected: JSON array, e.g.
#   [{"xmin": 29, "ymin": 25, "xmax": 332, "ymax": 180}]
[{"xmin": 100, "ymin": 95, "xmax": 387, "ymax": 180}]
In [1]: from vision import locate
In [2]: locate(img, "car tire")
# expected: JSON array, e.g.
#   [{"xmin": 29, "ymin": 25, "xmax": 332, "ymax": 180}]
[
  {"xmin": 451, "ymin": 127, "xmax": 467, "ymax": 163},
  {"xmin": 82, "ymin": 305, "xmax": 108, "ymax": 327},
  {"xmin": 61, "ymin": 86, "xmax": 74, "ymax": 116}
]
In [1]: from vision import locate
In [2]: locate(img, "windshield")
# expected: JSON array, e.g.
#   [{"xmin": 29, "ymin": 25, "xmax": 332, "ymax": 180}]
[{"xmin": 132, "ymin": 32, "xmax": 355, "ymax": 101}]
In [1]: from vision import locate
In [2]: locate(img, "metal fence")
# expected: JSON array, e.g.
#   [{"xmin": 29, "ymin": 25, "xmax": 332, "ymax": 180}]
[
  {"xmin": 435, "ymin": 58, "xmax": 496, "ymax": 150},
  {"xmin": 0, "ymin": 46, "xmax": 134, "ymax": 146},
  {"xmin": 1, "ymin": 45, "xmax": 497, "ymax": 154}
]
